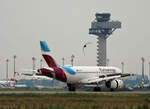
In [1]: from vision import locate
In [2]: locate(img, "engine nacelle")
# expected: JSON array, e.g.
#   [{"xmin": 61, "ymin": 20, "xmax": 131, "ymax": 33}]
[{"xmin": 106, "ymin": 79, "xmax": 123, "ymax": 89}]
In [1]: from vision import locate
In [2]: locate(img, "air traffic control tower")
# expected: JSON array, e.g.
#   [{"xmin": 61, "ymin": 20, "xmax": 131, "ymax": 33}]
[{"xmin": 89, "ymin": 13, "xmax": 121, "ymax": 66}]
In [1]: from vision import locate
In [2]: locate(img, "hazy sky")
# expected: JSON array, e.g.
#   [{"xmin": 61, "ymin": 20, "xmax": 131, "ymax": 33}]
[{"xmin": 0, "ymin": 0, "xmax": 150, "ymax": 79}]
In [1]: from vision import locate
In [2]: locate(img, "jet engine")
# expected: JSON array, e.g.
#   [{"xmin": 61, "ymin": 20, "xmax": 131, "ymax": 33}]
[{"xmin": 106, "ymin": 79, "xmax": 123, "ymax": 89}]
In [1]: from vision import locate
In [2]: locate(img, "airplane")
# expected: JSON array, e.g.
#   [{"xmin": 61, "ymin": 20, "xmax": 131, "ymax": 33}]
[
  {"xmin": 20, "ymin": 70, "xmax": 53, "ymax": 80},
  {"xmin": 37, "ymin": 41, "xmax": 133, "ymax": 91},
  {"xmin": 0, "ymin": 72, "xmax": 18, "ymax": 88}
]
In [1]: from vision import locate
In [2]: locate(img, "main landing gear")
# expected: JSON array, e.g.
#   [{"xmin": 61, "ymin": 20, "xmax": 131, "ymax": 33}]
[
  {"xmin": 67, "ymin": 84, "xmax": 76, "ymax": 91},
  {"xmin": 93, "ymin": 87, "xmax": 101, "ymax": 91}
]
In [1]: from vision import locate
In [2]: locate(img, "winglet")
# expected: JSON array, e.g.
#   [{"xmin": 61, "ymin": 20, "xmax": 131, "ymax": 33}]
[{"xmin": 40, "ymin": 41, "xmax": 51, "ymax": 52}]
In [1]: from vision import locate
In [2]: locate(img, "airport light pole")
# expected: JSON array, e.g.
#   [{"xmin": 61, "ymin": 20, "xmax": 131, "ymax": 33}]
[
  {"xmin": 0, "ymin": 60, "xmax": 1, "ymax": 79},
  {"xmin": 62, "ymin": 57, "xmax": 65, "ymax": 66},
  {"xmin": 32, "ymin": 57, "xmax": 36, "ymax": 87},
  {"xmin": 121, "ymin": 62, "xmax": 124, "ymax": 73},
  {"xmin": 71, "ymin": 55, "xmax": 75, "ymax": 66},
  {"xmin": 32, "ymin": 57, "xmax": 36, "ymax": 71},
  {"xmin": 148, "ymin": 62, "xmax": 150, "ymax": 82},
  {"xmin": 39, "ymin": 59, "xmax": 43, "ymax": 86},
  {"xmin": 13, "ymin": 55, "xmax": 16, "ymax": 77},
  {"xmin": 6, "ymin": 59, "xmax": 9, "ymax": 82},
  {"xmin": 40, "ymin": 59, "xmax": 43, "ymax": 68},
  {"xmin": 141, "ymin": 57, "xmax": 145, "ymax": 88}
]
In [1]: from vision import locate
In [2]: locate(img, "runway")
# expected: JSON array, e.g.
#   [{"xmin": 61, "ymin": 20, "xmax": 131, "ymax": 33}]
[{"xmin": 0, "ymin": 90, "xmax": 150, "ymax": 94}]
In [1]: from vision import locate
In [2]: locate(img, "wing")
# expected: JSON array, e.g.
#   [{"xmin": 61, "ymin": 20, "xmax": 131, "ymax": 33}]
[
  {"xmin": 79, "ymin": 73, "xmax": 133, "ymax": 84},
  {"xmin": 21, "ymin": 73, "xmax": 34, "ymax": 76}
]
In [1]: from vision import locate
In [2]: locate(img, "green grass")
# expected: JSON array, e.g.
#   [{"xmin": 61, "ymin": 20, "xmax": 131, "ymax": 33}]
[{"xmin": 0, "ymin": 93, "xmax": 149, "ymax": 109}]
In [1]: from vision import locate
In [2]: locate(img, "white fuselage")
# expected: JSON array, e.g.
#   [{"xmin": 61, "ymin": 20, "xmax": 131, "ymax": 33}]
[{"xmin": 63, "ymin": 66, "xmax": 121, "ymax": 84}]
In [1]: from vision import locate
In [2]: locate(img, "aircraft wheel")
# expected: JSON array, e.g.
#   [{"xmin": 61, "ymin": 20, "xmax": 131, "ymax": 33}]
[
  {"xmin": 110, "ymin": 88, "xmax": 115, "ymax": 91},
  {"xmin": 67, "ymin": 84, "xmax": 76, "ymax": 91},
  {"xmin": 93, "ymin": 87, "xmax": 101, "ymax": 91}
]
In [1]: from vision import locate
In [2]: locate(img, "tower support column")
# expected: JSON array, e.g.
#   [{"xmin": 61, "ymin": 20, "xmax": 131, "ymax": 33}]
[{"xmin": 97, "ymin": 37, "xmax": 106, "ymax": 66}]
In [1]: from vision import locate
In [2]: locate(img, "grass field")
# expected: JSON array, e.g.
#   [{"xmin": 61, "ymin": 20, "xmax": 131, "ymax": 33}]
[{"xmin": 0, "ymin": 93, "xmax": 150, "ymax": 109}]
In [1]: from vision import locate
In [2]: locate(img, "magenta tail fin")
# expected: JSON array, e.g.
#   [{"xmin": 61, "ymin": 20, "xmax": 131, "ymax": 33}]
[{"xmin": 40, "ymin": 41, "xmax": 57, "ymax": 68}]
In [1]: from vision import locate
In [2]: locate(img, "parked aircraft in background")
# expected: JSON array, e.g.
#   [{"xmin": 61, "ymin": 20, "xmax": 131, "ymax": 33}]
[
  {"xmin": 20, "ymin": 70, "xmax": 52, "ymax": 80},
  {"xmin": 0, "ymin": 72, "xmax": 17, "ymax": 88},
  {"xmin": 38, "ymin": 41, "xmax": 133, "ymax": 91}
]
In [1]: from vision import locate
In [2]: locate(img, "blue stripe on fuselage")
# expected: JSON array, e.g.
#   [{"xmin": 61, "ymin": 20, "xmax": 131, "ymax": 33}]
[{"xmin": 61, "ymin": 66, "xmax": 76, "ymax": 75}]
